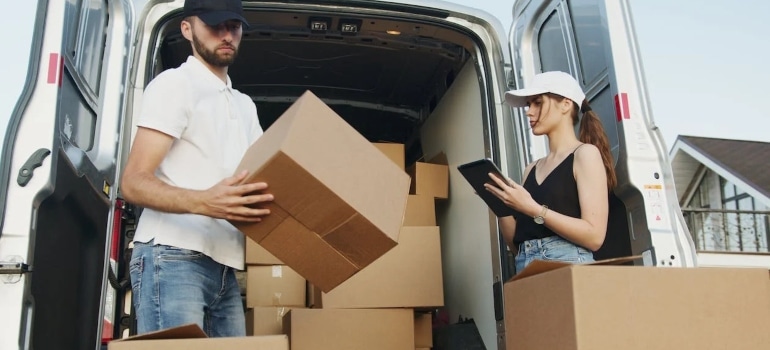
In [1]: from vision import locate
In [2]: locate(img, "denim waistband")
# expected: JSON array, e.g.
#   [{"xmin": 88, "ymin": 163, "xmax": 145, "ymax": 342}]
[{"xmin": 517, "ymin": 236, "xmax": 564, "ymax": 253}]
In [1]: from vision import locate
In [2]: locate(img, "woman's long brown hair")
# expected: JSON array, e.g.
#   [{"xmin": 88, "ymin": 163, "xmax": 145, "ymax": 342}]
[{"xmin": 547, "ymin": 93, "xmax": 617, "ymax": 190}]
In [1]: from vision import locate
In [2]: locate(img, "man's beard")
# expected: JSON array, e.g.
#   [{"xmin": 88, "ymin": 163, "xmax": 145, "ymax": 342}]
[{"xmin": 192, "ymin": 33, "xmax": 238, "ymax": 67}]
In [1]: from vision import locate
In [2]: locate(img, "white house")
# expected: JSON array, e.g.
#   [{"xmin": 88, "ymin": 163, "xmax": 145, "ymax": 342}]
[{"xmin": 670, "ymin": 135, "xmax": 770, "ymax": 267}]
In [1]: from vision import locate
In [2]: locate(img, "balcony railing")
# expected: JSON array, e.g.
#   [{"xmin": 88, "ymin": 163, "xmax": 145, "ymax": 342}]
[{"xmin": 682, "ymin": 208, "xmax": 770, "ymax": 253}]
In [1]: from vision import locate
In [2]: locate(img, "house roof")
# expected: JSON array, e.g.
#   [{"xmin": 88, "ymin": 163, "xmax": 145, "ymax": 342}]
[{"xmin": 670, "ymin": 135, "xmax": 770, "ymax": 204}]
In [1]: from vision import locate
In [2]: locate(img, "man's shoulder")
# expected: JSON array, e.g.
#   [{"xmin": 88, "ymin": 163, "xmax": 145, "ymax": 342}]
[
  {"xmin": 153, "ymin": 64, "xmax": 190, "ymax": 81},
  {"xmin": 146, "ymin": 66, "xmax": 190, "ymax": 92}
]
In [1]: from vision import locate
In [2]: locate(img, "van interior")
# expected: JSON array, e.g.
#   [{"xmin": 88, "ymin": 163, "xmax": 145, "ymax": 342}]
[{"xmin": 154, "ymin": 9, "xmax": 477, "ymax": 163}]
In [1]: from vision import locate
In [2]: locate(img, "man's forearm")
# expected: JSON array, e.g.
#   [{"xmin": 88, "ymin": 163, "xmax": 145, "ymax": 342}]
[{"xmin": 121, "ymin": 172, "xmax": 201, "ymax": 214}]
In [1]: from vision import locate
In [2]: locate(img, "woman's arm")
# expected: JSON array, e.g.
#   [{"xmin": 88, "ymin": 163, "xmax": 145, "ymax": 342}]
[{"xmin": 498, "ymin": 216, "xmax": 516, "ymax": 252}]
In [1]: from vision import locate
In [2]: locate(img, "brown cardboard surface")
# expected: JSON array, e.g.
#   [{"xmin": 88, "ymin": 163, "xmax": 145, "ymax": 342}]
[
  {"xmin": 317, "ymin": 226, "xmax": 444, "ymax": 308},
  {"xmin": 108, "ymin": 336, "xmax": 289, "ymax": 350},
  {"xmin": 403, "ymin": 194, "xmax": 436, "ymax": 226},
  {"xmin": 373, "ymin": 142, "xmax": 406, "ymax": 170},
  {"xmin": 108, "ymin": 324, "xmax": 288, "ymax": 350},
  {"xmin": 111, "ymin": 324, "xmax": 206, "ymax": 341},
  {"xmin": 259, "ymin": 218, "xmax": 358, "ymax": 292},
  {"xmin": 305, "ymin": 280, "xmax": 320, "ymax": 308},
  {"xmin": 246, "ymin": 307, "xmax": 294, "ymax": 336},
  {"xmin": 408, "ymin": 162, "xmax": 449, "ymax": 199},
  {"xmin": 246, "ymin": 265, "xmax": 306, "ymax": 307},
  {"xmin": 245, "ymin": 238, "xmax": 282, "ymax": 265},
  {"xmin": 231, "ymin": 91, "xmax": 410, "ymax": 292},
  {"xmin": 284, "ymin": 308, "xmax": 414, "ymax": 350},
  {"xmin": 509, "ymin": 255, "xmax": 643, "ymax": 282},
  {"xmin": 414, "ymin": 311, "xmax": 433, "ymax": 348},
  {"xmin": 504, "ymin": 265, "xmax": 770, "ymax": 350}
]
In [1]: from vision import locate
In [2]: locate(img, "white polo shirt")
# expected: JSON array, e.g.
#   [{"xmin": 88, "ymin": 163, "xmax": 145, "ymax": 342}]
[{"xmin": 132, "ymin": 56, "xmax": 263, "ymax": 270}]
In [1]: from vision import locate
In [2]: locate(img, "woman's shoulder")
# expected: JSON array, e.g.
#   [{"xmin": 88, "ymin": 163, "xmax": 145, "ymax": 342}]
[
  {"xmin": 571, "ymin": 143, "xmax": 604, "ymax": 173},
  {"xmin": 573, "ymin": 143, "xmax": 601, "ymax": 161}
]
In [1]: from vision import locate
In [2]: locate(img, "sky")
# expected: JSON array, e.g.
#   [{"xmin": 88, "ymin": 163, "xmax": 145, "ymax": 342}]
[{"xmin": 1, "ymin": 0, "xmax": 768, "ymax": 153}]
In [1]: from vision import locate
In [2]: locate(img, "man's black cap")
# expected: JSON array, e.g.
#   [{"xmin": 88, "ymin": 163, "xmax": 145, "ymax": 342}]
[{"xmin": 184, "ymin": 0, "xmax": 250, "ymax": 28}]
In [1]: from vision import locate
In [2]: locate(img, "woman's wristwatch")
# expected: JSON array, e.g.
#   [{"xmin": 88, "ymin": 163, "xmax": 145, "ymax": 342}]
[{"xmin": 534, "ymin": 205, "xmax": 549, "ymax": 224}]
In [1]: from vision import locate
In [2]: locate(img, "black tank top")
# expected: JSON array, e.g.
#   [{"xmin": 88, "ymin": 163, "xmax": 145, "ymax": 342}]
[{"xmin": 512, "ymin": 150, "xmax": 582, "ymax": 244}]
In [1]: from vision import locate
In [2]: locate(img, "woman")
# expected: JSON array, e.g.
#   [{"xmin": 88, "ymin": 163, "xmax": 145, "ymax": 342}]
[{"xmin": 485, "ymin": 71, "xmax": 616, "ymax": 273}]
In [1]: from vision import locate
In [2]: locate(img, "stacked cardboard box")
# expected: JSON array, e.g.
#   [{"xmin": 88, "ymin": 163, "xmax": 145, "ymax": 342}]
[
  {"xmin": 246, "ymin": 265, "xmax": 305, "ymax": 308},
  {"xmin": 298, "ymin": 142, "xmax": 448, "ymax": 350},
  {"xmin": 244, "ymin": 265, "xmax": 305, "ymax": 336},
  {"xmin": 243, "ymin": 223, "xmax": 300, "ymax": 336}
]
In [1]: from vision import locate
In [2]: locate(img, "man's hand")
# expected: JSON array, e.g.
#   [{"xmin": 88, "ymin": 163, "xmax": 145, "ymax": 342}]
[{"xmin": 194, "ymin": 170, "xmax": 274, "ymax": 222}]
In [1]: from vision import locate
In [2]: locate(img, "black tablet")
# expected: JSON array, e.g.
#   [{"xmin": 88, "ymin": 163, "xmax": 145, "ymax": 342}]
[{"xmin": 457, "ymin": 159, "xmax": 517, "ymax": 217}]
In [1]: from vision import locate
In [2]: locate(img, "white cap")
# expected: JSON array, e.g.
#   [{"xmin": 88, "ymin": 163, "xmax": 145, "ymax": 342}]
[{"xmin": 504, "ymin": 71, "xmax": 585, "ymax": 107}]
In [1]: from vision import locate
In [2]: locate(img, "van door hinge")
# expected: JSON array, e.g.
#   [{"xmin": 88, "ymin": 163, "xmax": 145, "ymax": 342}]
[
  {"xmin": 17, "ymin": 148, "xmax": 51, "ymax": 186},
  {"xmin": 0, "ymin": 262, "xmax": 31, "ymax": 275}
]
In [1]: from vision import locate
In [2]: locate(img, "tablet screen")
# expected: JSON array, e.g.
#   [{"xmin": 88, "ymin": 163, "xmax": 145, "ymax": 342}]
[{"xmin": 457, "ymin": 159, "xmax": 517, "ymax": 217}]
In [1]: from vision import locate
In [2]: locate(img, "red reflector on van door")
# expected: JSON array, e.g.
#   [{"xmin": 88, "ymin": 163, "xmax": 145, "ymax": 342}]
[
  {"xmin": 614, "ymin": 93, "xmax": 630, "ymax": 121},
  {"xmin": 47, "ymin": 53, "xmax": 63, "ymax": 86}
]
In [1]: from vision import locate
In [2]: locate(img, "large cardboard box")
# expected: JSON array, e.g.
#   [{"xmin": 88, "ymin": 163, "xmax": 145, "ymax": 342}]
[
  {"xmin": 283, "ymin": 308, "xmax": 414, "ymax": 350},
  {"xmin": 313, "ymin": 226, "xmax": 444, "ymax": 308},
  {"xmin": 231, "ymin": 91, "xmax": 411, "ymax": 292},
  {"xmin": 246, "ymin": 265, "xmax": 306, "ymax": 307},
  {"xmin": 107, "ymin": 324, "xmax": 288, "ymax": 350},
  {"xmin": 504, "ymin": 260, "xmax": 770, "ymax": 350}
]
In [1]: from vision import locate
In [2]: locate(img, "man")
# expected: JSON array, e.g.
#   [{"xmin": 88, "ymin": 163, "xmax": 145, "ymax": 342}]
[{"xmin": 121, "ymin": 0, "xmax": 270, "ymax": 337}]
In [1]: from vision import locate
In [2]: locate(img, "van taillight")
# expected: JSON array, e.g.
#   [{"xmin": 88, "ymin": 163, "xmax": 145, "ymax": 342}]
[{"xmin": 101, "ymin": 199, "xmax": 124, "ymax": 344}]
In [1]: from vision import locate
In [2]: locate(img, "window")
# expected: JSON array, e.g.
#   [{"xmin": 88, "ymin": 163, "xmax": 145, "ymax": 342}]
[
  {"xmin": 687, "ymin": 175, "xmax": 770, "ymax": 253},
  {"xmin": 66, "ymin": 0, "xmax": 108, "ymax": 95},
  {"xmin": 568, "ymin": 0, "xmax": 607, "ymax": 86},
  {"xmin": 60, "ymin": 0, "xmax": 109, "ymax": 151},
  {"xmin": 74, "ymin": 0, "xmax": 109, "ymax": 93},
  {"xmin": 721, "ymin": 179, "xmax": 768, "ymax": 252},
  {"xmin": 538, "ymin": 10, "xmax": 570, "ymax": 74},
  {"xmin": 60, "ymin": 73, "xmax": 96, "ymax": 150}
]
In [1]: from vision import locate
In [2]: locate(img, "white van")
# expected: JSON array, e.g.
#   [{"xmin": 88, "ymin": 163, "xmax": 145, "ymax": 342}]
[{"xmin": 0, "ymin": 0, "xmax": 696, "ymax": 349}]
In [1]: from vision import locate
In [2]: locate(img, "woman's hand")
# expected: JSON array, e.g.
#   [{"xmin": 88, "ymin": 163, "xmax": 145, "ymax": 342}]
[{"xmin": 483, "ymin": 173, "xmax": 540, "ymax": 217}]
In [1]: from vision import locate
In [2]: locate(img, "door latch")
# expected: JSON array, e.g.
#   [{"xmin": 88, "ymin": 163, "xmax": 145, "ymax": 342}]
[{"xmin": 17, "ymin": 148, "xmax": 51, "ymax": 186}]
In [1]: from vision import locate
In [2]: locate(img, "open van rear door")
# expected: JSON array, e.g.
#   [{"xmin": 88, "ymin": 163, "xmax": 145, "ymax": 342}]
[
  {"xmin": 508, "ymin": 0, "xmax": 697, "ymax": 267},
  {"xmin": 0, "ymin": 0, "xmax": 132, "ymax": 348}
]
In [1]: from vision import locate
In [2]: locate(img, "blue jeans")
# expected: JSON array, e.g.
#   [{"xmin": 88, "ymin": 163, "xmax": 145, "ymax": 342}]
[
  {"xmin": 129, "ymin": 241, "xmax": 246, "ymax": 336},
  {"xmin": 514, "ymin": 236, "xmax": 594, "ymax": 274}
]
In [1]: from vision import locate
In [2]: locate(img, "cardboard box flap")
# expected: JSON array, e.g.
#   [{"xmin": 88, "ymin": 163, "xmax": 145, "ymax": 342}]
[
  {"xmin": 113, "ymin": 324, "xmax": 207, "ymax": 342},
  {"xmin": 509, "ymin": 255, "xmax": 643, "ymax": 282},
  {"xmin": 427, "ymin": 152, "xmax": 448, "ymax": 165},
  {"xmin": 588, "ymin": 255, "xmax": 643, "ymax": 266},
  {"xmin": 510, "ymin": 260, "xmax": 572, "ymax": 282}
]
